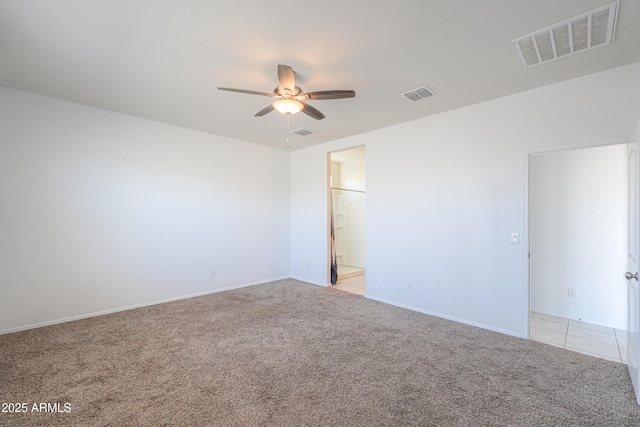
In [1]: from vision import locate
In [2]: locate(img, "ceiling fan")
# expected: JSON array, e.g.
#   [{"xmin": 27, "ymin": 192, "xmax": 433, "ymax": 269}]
[{"xmin": 218, "ymin": 64, "xmax": 355, "ymax": 120}]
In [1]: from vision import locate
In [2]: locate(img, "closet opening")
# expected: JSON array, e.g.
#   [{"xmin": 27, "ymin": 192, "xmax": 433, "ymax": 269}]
[{"xmin": 328, "ymin": 146, "xmax": 366, "ymax": 295}]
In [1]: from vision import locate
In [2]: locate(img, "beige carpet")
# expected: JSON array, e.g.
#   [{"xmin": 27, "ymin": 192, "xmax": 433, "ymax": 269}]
[{"xmin": 1, "ymin": 278, "xmax": 640, "ymax": 426}]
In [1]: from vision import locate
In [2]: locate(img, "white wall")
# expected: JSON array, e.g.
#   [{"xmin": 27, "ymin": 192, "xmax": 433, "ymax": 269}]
[
  {"xmin": 0, "ymin": 87, "xmax": 290, "ymax": 333},
  {"xmin": 338, "ymin": 157, "xmax": 366, "ymax": 269},
  {"xmin": 330, "ymin": 161, "xmax": 341, "ymax": 188},
  {"xmin": 339, "ymin": 158, "xmax": 366, "ymax": 192},
  {"xmin": 339, "ymin": 191, "xmax": 366, "ymax": 269},
  {"xmin": 290, "ymin": 62, "xmax": 640, "ymax": 337},
  {"xmin": 530, "ymin": 145, "xmax": 628, "ymax": 329}
]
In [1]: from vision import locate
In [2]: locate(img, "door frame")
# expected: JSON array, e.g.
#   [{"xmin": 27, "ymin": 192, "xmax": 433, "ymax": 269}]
[
  {"xmin": 523, "ymin": 135, "xmax": 631, "ymax": 338},
  {"xmin": 327, "ymin": 145, "xmax": 367, "ymax": 286},
  {"xmin": 627, "ymin": 141, "xmax": 640, "ymax": 403}
]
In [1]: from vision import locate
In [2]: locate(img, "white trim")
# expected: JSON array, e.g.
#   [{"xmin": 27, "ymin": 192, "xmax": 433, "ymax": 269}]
[
  {"xmin": 523, "ymin": 133, "xmax": 632, "ymax": 341},
  {"xmin": 0, "ymin": 276, "xmax": 289, "ymax": 335},
  {"xmin": 365, "ymin": 295, "xmax": 522, "ymax": 339},
  {"xmin": 525, "ymin": 133, "xmax": 629, "ymax": 156},
  {"xmin": 290, "ymin": 276, "xmax": 328, "ymax": 288},
  {"xmin": 523, "ymin": 148, "xmax": 531, "ymax": 339}
]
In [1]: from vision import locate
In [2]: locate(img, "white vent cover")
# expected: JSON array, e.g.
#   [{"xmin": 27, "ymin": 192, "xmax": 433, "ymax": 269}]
[
  {"xmin": 402, "ymin": 86, "xmax": 436, "ymax": 102},
  {"xmin": 512, "ymin": 1, "xmax": 618, "ymax": 68},
  {"xmin": 292, "ymin": 128, "xmax": 313, "ymax": 136}
]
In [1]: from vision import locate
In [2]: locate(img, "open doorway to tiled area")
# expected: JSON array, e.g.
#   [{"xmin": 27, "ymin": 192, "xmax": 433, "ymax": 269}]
[
  {"xmin": 329, "ymin": 146, "xmax": 366, "ymax": 295},
  {"xmin": 530, "ymin": 311, "xmax": 627, "ymax": 364},
  {"xmin": 333, "ymin": 272, "xmax": 365, "ymax": 295}
]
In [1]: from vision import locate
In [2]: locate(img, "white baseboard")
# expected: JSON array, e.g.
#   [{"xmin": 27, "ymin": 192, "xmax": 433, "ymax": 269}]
[
  {"xmin": 0, "ymin": 276, "xmax": 290, "ymax": 335},
  {"xmin": 530, "ymin": 308, "xmax": 627, "ymax": 332},
  {"xmin": 290, "ymin": 276, "xmax": 328, "ymax": 288},
  {"xmin": 2, "ymin": 278, "xmax": 524, "ymax": 340},
  {"xmin": 365, "ymin": 294, "xmax": 524, "ymax": 339}
]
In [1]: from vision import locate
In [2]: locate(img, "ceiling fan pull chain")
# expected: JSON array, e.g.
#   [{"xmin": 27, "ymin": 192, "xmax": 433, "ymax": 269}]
[{"xmin": 285, "ymin": 114, "xmax": 291, "ymax": 148}]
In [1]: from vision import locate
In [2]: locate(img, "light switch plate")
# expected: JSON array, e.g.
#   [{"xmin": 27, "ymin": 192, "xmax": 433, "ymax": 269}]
[{"xmin": 510, "ymin": 233, "xmax": 520, "ymax": 244}]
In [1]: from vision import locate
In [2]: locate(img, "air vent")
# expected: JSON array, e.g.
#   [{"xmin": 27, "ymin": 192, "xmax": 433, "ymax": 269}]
[
  {"xmin": 292, "ymin": 128, "xmax": 313, "ymax": 136},
  {"xmin": 512, "ymin": 1, "xmax": 618, "ymax": 68},
  {"xmin": 402, "ymin": 86, "xmax": 436, "ymax": 102}
]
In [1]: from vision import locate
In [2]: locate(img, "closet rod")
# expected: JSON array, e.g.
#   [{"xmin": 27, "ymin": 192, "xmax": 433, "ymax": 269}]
[{"xmin": 331, "ymin": 187, "xmax": 366, "ymax": 194}]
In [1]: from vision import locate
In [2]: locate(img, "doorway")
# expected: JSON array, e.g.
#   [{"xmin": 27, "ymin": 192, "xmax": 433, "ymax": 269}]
[
  {"xmin": 528, "ymin": 143, "xmax": 628, "ymax": 362},
  {"xmin": 329, "ymin": 146, "xmax": 366, "ymax": 295}
]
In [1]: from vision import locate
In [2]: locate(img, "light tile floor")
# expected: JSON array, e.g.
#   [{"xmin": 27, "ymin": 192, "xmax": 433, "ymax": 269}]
[
  {"xmin": 530, "ymin": 312, "xmax": 627, "ymax": 364},
  {"xmin": 333, "ymin": 274, "xmax": 365, "ymax": 295}
]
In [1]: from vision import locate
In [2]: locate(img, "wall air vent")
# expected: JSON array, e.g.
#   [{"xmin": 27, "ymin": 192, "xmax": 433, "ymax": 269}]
[
  {"xmin": 402, "ymin": 86, "xmax": 436, "ymax": 102},
  {"xmin": 292, "ymin": 128, "xmax": 313, "ymax": 136},
  {"xmin": 512, "ymin": 1, "xmax": 618, "ymax": 68}
]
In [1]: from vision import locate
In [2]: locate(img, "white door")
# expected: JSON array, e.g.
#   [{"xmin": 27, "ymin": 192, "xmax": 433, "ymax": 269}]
[{"xmin": 627, "ymin": 141, "xmax": 640, "ymax": 405}]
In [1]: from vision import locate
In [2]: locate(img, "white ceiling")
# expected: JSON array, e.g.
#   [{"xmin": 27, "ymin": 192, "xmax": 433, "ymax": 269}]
[{"xmin": 1, "ymin": 0, "xmax": 638, "ymax": 150}]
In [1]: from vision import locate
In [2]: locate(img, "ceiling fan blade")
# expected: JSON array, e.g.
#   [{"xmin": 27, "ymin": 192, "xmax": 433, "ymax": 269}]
[
  {"xmin": 298, "ymin": 90, "xmax": 356, "ymax": 100},
  {"xmin": 277, "ymin": 64, "xmax": 296, "ymax": 91},
  {"xmin": 300, "ymin": 102, "xmax": 325, "ymax": 120},
  {"xmin": 254, "ymin": 104, "xmax": 275, "ymax": 117},
  {"xmin": 218, "ymin": 87, "xmax": 277, "ymax": 98}
]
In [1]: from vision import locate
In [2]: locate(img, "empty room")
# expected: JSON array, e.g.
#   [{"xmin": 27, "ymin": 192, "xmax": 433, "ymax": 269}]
[{"xmin": 2, "ymin": 1, "xmax": 640, "ymax": 425}]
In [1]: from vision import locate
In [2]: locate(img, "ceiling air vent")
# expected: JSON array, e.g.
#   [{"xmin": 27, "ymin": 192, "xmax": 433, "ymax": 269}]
[
  {"xmin": 512, "ymin": 1, "xmax": 618, "ymax": 68},
  {"xmin": 292, "ymin": 128, "xmax": 313, "ymax": 136},
  {"xmin": 402, "ymin": 86, "xmax": 436, "ymax": 102}
]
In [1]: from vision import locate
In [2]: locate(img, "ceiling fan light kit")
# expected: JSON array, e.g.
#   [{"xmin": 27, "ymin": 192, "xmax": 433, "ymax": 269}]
[{"xmin": 273, "ymin": 98, "xmax": 304, "ymax": 115}]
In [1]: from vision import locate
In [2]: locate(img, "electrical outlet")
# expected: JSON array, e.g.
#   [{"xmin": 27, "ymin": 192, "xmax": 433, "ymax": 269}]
[
  {"xmin": 211, "ymin": 269, "xmax": 216, "ymax": 278},
  {"xmin": 567, "ymin": 288, "xmax": 576, "ymax": 299}
]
